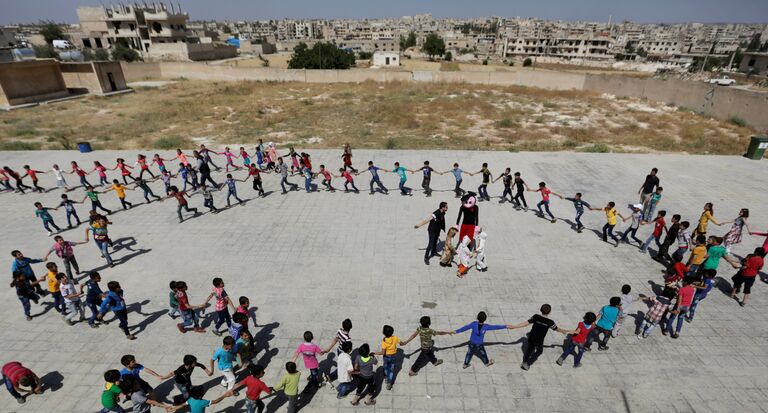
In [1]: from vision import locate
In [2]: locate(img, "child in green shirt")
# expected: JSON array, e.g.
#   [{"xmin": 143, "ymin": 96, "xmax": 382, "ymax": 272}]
[{"xmin": 274, "ymin": 362, "xmax": 301, "ymax": 413}]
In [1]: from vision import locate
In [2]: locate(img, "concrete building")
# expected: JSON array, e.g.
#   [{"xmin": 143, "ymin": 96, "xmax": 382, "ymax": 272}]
[
  {"xmin": 60, "ymin": 61, "xmax": 128, "ymax": 94},
  {"xmin": 0, "ymin": 60, "xmax": 68, "ymax": 107},
  {"xmin": 740, "ymin": 52, "xmax": 768, "ymax": 76},
  {"xmin": 372, "ymin": 51, "xmax": 400, "ymax": 66},
  {"xmin": 75, "ymin": 3, "xmax": 236, "ymax": 61},
  {"xmin": 505, "ymin": 33, "xmax": 612, "ymax": 61}
]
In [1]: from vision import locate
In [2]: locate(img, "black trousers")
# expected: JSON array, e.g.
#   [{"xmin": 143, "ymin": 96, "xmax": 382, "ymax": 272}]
[
  {"xmin": 411, "ymin": 347, "xmax": 438, "ymax": 372},
  {"xmin": 425, "ymin": 231, "xmax": 440, "ymax": 259},
  {"xmin": 252, "ymin": 178, "xmax": 264, "ymax": 195},
  {"xmin": 523, "ymin": 341, "xmax": 543, "ymax": 364}
]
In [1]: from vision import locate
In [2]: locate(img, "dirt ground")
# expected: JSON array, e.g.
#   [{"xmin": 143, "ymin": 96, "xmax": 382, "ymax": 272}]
[{"xmin": 0, "ymin": 80, "xmax": 756, "ymax": 154}]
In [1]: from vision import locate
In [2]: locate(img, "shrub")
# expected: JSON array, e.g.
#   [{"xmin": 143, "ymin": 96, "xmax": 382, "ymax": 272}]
[
  {"xmin": 580, "ymin": 143, "xmax": 610, "ymax": 153},
  {"xmin": 495, "ymin": 118, "xmax": 515, "ymax": 128},
  {"xmin": 444, "ymin": 51, "xmax": 452, "ymax": 62},
  {"xmin": 482, "ymin": 59, "xmax": 488, "ymax": 66},
  {"xmin": 384, "ymin": 138, "xmax": 398, "ymax": 149},
  {"xmin": 523, "ymin": 58, "xmax": 532, "ymax": 67},
  {"xmin": 0, "ymin": 140, "xmax": 40, "ymax": 150},
  {"xmin": 154, "ymin": 136, "xmax": 190, "ymax": 149},
  {"xmin": 728, "ymin": 115, "xmax": 747, "ymax": 127}
]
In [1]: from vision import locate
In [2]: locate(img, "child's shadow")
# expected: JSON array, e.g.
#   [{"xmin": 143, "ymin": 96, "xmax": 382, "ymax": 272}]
[
  {"xmin": 254, "ymin": 322, "xmax": 280, "ymax": 356},
  {"xmin": 39, "ymin": 371, "xmax": 64, "ymax": 392},
  {"xmin": 265, "ymin": 392, "xmax": 288, "ymax": 413},
  {"xmin": 126, "ymin": 299, "xmax": 167, "ymax": 336},
  {"xmin": 715, "ymin": 276, "xmax": 733, "ymax": 296},
  {"xmin": 647, "ymin": 280, "xmax": 664, "ymax": 296}
]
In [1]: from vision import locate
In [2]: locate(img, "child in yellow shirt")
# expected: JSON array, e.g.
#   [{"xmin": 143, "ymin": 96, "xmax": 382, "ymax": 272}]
[{"xmin": 372, "ymin": 325, "xmax": 402, "ymax": 390}]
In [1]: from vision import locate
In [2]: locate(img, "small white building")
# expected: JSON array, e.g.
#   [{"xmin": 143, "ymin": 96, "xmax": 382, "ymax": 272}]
[{"xmin": 373, "ymin": 51, "xmax": 399, "ymax": 67}]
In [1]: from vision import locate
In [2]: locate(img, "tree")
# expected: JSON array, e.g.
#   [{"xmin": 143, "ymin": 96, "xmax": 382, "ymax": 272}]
[
  {"xmin": 33, "ymin": 44, "xmax": 58, "ymax": 59},
  {"xmin": 399, "ymin": 31, "xmax": 416, "ymax": 50},
  {"xmin": 358, "ymin": 51, "xmax": 373, "ymax": 59},
  {"xmin": 636, "ymin": 47, "xmax": 648, "ymax": 57},
  {"xmin": 444, "ymin": 51, "xmax": 452, "ymax": 62},
  {"xmin": 288, "ymin": 42, "xmax": 355, "ymax": 69},
  {"xmin": 111, "ymin": 44, "xmax": 141, "ymax": 62},
  {"xmin": 422, "ymin": 33, "xmax": 445, "ymax": 60},
  {"xmin": 94, "ymin": 48, "xmax": 111, "ymax": 61},
  {"xmin": 222, "ymin": 25, "xmax": 232, "ymax": 34},
  {"xmin": 523, "ymin": 57, "xmax": 533, "ymax": 67},
  {"xmin": 39, "ymin": 20, "xmax": 64, "ymax": 44}
]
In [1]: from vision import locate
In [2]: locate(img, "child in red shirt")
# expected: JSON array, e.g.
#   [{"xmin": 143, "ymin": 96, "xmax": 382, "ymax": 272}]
[
  {"xmin": 730, "ymin": 247, "xmax": 766, "ymax": 307},
  {"xmin": 556, "ymin": 312, "xmax": 596, "ymax": 368},
  {"xmin": 230, "ymin": 364, "xmax": 271, "ymax": 412}
]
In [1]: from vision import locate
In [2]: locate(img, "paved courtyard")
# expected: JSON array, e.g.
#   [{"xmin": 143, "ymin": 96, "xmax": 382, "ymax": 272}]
[{"xmin": 1, "ymin": 149, "xmax": 767, "ymax": 413}]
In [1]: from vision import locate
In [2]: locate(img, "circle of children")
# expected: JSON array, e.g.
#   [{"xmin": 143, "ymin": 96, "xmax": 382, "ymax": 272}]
[{"xmin": 4, "ymin": 144, "xmax": 767, "ymax": 413}]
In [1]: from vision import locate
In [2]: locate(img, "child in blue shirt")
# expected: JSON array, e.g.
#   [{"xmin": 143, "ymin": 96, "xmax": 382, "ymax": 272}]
[
  {"xmin": 34, "ymin": 202, "xmax": 61, "ymax": 235},
  {"xmin": 586, "ymin": 297, "xmax": 621, "ymax": 351},
  {"xmin": 179, "ymin": 385, "xmax": 229, "ymax": 413},
  {"xmin": 455, "ymin": 311, "xmax": 512, "ymax": 368},
  {"xmin": 686, "ymin": 269, "xmax": 717, "ymax": 322},
  {"xmin": 210, "ymin": 337, "xmax": 238, "ymax": 393}
]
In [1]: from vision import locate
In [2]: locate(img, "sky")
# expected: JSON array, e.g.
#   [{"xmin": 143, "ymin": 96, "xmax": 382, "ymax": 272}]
[{"xmin": 1, "ymin": 0, "xmax": 767, "ymax": 25}]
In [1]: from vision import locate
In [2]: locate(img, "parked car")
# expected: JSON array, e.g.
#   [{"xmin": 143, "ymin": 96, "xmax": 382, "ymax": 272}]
[{"xmin": 707, "ymin": 75, "xmax": 736, "ymax": 86}]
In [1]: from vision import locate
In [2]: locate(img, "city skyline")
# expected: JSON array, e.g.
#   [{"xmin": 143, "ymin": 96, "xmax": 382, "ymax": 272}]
[{"xmin": 1, "ymin": 0, "xmax": 768, "ymax": 25}]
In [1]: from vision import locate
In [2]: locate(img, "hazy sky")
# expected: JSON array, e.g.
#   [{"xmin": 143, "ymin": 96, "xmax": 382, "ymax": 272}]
[{"xmin": 2, "ymin": 0, "xmax": 767, "ymax": 25}]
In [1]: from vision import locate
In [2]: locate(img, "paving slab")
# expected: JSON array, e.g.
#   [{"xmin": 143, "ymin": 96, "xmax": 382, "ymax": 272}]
[{"xmin": 0, "ymin": 150, "xmax": 766, "ymax": 413}]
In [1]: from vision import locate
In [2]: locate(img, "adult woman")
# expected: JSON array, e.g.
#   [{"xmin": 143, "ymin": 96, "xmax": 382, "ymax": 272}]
[{"xmin": 722, "ymin": 208, "xmax": 752, "ymax": 251}]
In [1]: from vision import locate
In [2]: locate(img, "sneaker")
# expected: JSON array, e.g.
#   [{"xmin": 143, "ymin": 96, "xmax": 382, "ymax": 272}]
[
  {"xmin": 684, "ymin": 317, "xmax": 692, "ymax": 323},
  {"xmin": 433, "ymin": 359, "xmax": 443, "ymax": 366},
  {"xmin": 550, "ymin": 219, "xmax": 556, "ymax": 223},
  {"xmin": 573, "ymin": 363, "xmax": 582, "ymax": 369},
  {"xmin": 90, "ymin": 323, "xmax": 99, "ymax": 328},
  {"xmin": 409, "ymin": 370, "xmax": 418, "ymax": 376},
  {"xmin": 364, "ymin": 398, "xmax": 376, "ymax": 406},
  {"xmin": 485, "ymin": 359, "xmax": 494, "ymax": 367},
  {"xmin": 584, "ymin": 347, "xmax": 592, "ymax": 352},
  {"xmin": 555, "ymin": 358, "xmax": 564, "ymax": 366},
  {"xmin": 386, "ymin": 383, "xmax": 392, "ymax": 390},
  {"xmin": 193, "ymin": 327, "xmax": 206, "ymax": 333},
  {"xmin": 462, "ymin": 364, "xmax": 470, "ymax": 369},
  {"xmin": 212, "ymin": 329, "xmax": 222, "ymax": 336},
  {"xmin": 47, "ymin": 231, "xmax": 53, "ymax": 236},
  {"xmin": 176, "ymin": 323, "xmax": 187, "ymax": 334},
  {"xmin": 671, "ymin": 333, "xmax": 679, "ymax": 339},
  {"xmin": 16, "ymin": 397, "xmax": 25, "ymax": 404},
  {"xmin": 636, "ymin": 334, "xmax": 643, "ymax": 340},
  {"xmin": 598, "ymin": 346, "xmax": 609, "ymax": 351},
  {"xmin": 26, "ymin": 316, "xmax": 32, "ymax": 321},
  {"xmin": 520, "ymin": 362, "xmax": 529, "ymax": 371},
  {"xmin": 126, "ymin": 335, "xmax": 137, "ymax": 340},
  {"xmin": 661, "ymin": 329, "xmax": 668, "ymax": 336},
  {"xmin": 424, "ymin": 258, "xmax": 430, "ymax": 265}
]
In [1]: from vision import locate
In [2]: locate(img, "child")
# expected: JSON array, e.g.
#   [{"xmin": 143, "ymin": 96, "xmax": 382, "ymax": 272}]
[
  {"xmin": 657, "ymin": 214, "xmax": 681, "ymax": 262},
  {"xmin": 119, "ymin": 354, "xmax": 165, "ymax": 394},
  {"xmin": 693, "ymin": 202, "xmax": 718, "ymax": 238},
  {"xmin": 236, "ymin": 330, "xmax": 255, "ymax": 367},
  {"xmin": 134, "ymin": 154, "xmax": 155, "ymax": 180},
  {"xmin": 229, "ymin": 312, "xmax": 248, "ymax": 341},
  {"xmin": 175, "ymin": 281, "xmax": 206, "ymax": 333},
  {"xmin": 687, "ymin": 269, "xmax": 717, "ymax": 321},
  {"xmin": 337, "ymin": 168, "xmax": 359, "ymax": 193},
  {"xmin": 455, "ymin": 311, "xmax": 510, "ymax": 369},
  {"xmin": 239, "ymin": 147, "xmax": 252, "ymax": 168},
  {"xmin": 372, "ymin": 325, "xmax": 402, "ymax": 390},
  {"xmin": 508, "ymin": 304, "xmax": 570, "ymax": 370},
  {"xmin": 587, "ymin": 297, "xmax": 622, "ymax": 350},
  {"xmin": 286, "ymin": 147, "xmax": 300, "ymax": 174},
  {"xmin": 43, "ymin": 235, "xmax": 85, "ymax": 280},
  {"xmin": 401, "ymin": 316, "xmax": 453, "ymax": 376},
  {"xmin": 164, "ymin": 186, "xmax": 200, "ymax": 223},
  {"xmin": 199, "ymin": 183, "xmax": 219, "ymax": 213},
  {"xmin": 416, "ymin": 160, "xmax": 439, "ymax": 197},
  {"xmin": 97, "ymin": 281, "xmax": 136, "ymax": 340},
  {"xmin": 231, "ymin": 364, "xmax": 271, "ymax": 413},
  {"xmin": 555, "ymin": 312, "xmax": 596, "ymax": 368},
  {"xmin": 0, "ymin": 168, "xmax": 10, "ymax": 191},
  {"xmin": 105, "ymin": 179, "xmax": 133, "ymax": 210},
  {"xmin": 512, "ymin": 172, "xmax": 527, "ymax": 210},
  {"xmin": 350, "ymin": 345, "xmax": 376, "ymax": 406},
  {"xmin": 112, "ymin": 158, "xmax": 136, "ymax": 184},
  {"xmin": 473, "ymin": 163, "xmax": 492, "ymax": 201},
  {"xmin": 391, "ymin": 162, "xmax": 413, "ymax": 196},
  {"xmin": 51, "ymin": 164, "xmax": 69, "ymax": 191},
  {"xmin": 672, "ymin": 221, "xmax": 692, "ymax": 262},
  {"xmin": 22, "ymin": 165, "xmax": 46, "ymax": 192},
  {"xmin": 701, "ymin": 236, "xmax": 741, "ymax": 276},
  {"xmin": 58, "ymin": 273, "xmax": 85, "ymax": 325},
  {"xmin": 91, "ymin": 161, "xmax": 109, "ymax": 186},
  {"xmin": 291, "ymin": 331, "xmax": 325, "ymax": 389},
  {"xmin": 41, "ymin": 262, "xmax": 64, "ymax": 313},
  {"xmin": 620, "ymin": 204, "xmax": 645, "ymax": 245},
  {"xmin": 151, "ymin": 153, "xmax": 167, "ymax": 174},
  {"xmin": 365, "ymin": 161, "xmax": 389, "ymax": 195},
  {"xmin": 591, "ymin": 202, "xmax": 624, "ymax": 246},
  {"xmin": 255, "ymin": 146, "xmax": 265, "ymax": 170},
  {"xmin": 178, "ymin": 163, "xmax": 195, "ymax": 192},
  {"xmin": 528, "ymin": 181, "xmax": 559, "ymax": 223},
  {"xmin": 317, "ymin": 165, "xmax": 335, "ymax": 192},
  {"xmin": 277, "ymin": 157, "xmax": 299, "ymax": 194},
  {"xmin": 331, "ymin": 341, "xmax": 354, "ymax": 398},
  {"xmin": 11, "ymin": 270, "xmax": 41, "ymax": 321},
  {"xmin": 442, "ymin": 163, "xmax": 465, "ymax": 198},
  {"xmin": 83, "ymin": 186, "xmax": 113, "ymax": 215},
  {"xmin": 55, "ymin": 194, "xmax": 83, "ymax": 228},
  {"xmin": 135, "ymin": 178, "xmax": 161, "ymax": 203},
  {"xmin": 160, "ymin": 169, "xmax": 174, "ymax": 195},
  {"xmin": 218, "ymin": 147, "xmax": 240, "ymax": 172},
  {"xmin": 203, "ymin": 277, "xmax": 236, "ymax": 335},
  {"xmin": 341, "ymin": 144, "xmax": 357, "ymax": 173},
  {"xmin": 560, "ymin": 192, "xmax": 591, "ymax": 232},
  {"xmin": 34, "ymin": 202, "xmax": 61, "ymax": 235},
  {"xmin": 637, "ymin": 287, "xmax": 676, "ymax": 339},
  {"xmin": 642, "ymin": 186, "xmax": 663, "ymax": 221},
  {"xmin": 439, "ymin": 226, "xmax": 458, "ymax": 267},
  {"xmin": 665, "ymin": 278, "xmax": 696, "ymax": 338},
  {"xmin": 172, "ymin": 355, "xmax": 212, "ymax": 403},
  {"xmin": 100, "ymin": 369, "xmax": 124, "ymax": 413},
  {"xmin": 686, "ymin": 235, "xmax": 708, "ymax": 276},
  {"xmin": 82, "ymin": 271, "xmax": 103, "ymax": 328},
  {"xmin": 119, "ymin": 375, "xmax": 174, "ymax": 413},
  {"xmin": 183, "ymin": 385, "xmax": 229, "ymax": 413},
  {"xmin": 613, "ymin": 284, "xmax": 641, "ymax": 337},
  {"xmin": 274, "ymin": 362, "xmax": 301, "ymax": 413},
  {"xmin": 247, "ymin": 164, "xmax": 265, "ymax": 196},
  {"xmin": 69, "ymin": 161, "xmax": 92, "ymax": 189},
  {"xmin": 492, "ymin": 168, "xmax": 513, "ymax": 203},
  {"xmin": 224, "ymin": 174, "xmax": 245, "ymax": 207},
  {"xmin": 200, "ymin": 144, "xmax": 220, "ymax": 171},
  {"xmin": 168, "ymin": 281, "xmax": 180, "ymax": 319},
  {"xmin": 300, "ymin": 160, "xmax": 314, "ymax": 193},
  {"xmin": 236, "ymin": 296, "xmax": 259, "ymax": 328},
  {"xmin": 211, "ymin": 336, "xmax": 238, "ymax": 392},
  {"xmin": 456, "ymin": 235, "xmax": 472, "ymax": 278},
  {"xmin": 473, "ymin": 228, "xmax": 488, "ymax": 272},
  {"xmin": 641, "ymin": 210, "xmax": 667, "ymax": 253},
  {"xmin": 1, "ymin": 361, "xmax": 42, "ymax": 404},
  {"xmin": 730, "ymin": 247, "xmax": 766, "ymax": 307}
]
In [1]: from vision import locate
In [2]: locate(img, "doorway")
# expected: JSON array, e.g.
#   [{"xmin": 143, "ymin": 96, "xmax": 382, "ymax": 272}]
[{"xmin": 107, "ymin": 72, "xmax": 117, "ymax": 91}]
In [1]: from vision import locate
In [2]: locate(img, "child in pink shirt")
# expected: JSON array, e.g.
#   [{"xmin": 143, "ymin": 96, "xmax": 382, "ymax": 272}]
[{"xmin": 291, "ymin": 331, "xmax": 324, "ymax": 389}]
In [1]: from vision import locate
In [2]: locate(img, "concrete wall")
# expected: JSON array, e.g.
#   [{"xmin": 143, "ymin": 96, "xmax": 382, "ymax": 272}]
[
  {"xmin": 0, "ymin": 59, "xmax": 69, "ymax": 107},
  {"xmin": 121, "ymin": 62, "xmax": 162, "ymax": 81},
  {"xmin": 583, "ymin": 74, "xmax": 768, "ymax": 131},
  {"xmin": 61, "ymin": 61, "xmax": 128, "ymax": 93}
]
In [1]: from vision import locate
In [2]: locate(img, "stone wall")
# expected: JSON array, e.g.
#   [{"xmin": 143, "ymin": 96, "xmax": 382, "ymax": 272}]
[{"xmin": 0, "ymin": 59, "xmax": 69, "ymax": 107}]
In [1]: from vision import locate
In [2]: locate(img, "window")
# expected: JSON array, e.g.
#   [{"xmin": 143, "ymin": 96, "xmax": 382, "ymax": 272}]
[
  {"xmin": 748, "ymin": 58, "xmax": 756, "ymax": 67},
  {"xmin": 83, "ymin": 39, "xmax": 92, "ymax": 48}
]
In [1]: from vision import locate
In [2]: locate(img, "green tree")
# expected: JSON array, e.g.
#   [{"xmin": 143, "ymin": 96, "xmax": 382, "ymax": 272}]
[
  {"xmin": 288, "ymin": 42, "xmax": 355, "ymax": 69},
  {"xmin": 636, "ymin": 47, "xmax": 648, "ymax": 57},
  {"xmin": 94, "ymin": 48, "xmax": 111, "ymax": 61},
  {"xmin": 523, "ymin": 57, "xmax": 532, "ymax": 67},
  {"xmin": 222, "ymin": 25, "xmax": 232, "ymax": 34},
  {"xmin": 111, "ymin": 44, "xmax": 141, "ymax": 62},
  {"xmin": 422, "ymin": 33, "xmax": 445, "ymax": 60},
  {"xmin": 39, "ymin": 20, "xmax": 64, "ymax": 44},
  {"xmin": 399, "ymin": 31, "xmax": 417, "ymax": 50},
  {"xmin": 33, "ymin": 44, "xmax": 58, "ymax": 59},
  {"xmin": 444, "ymin": 51, "xmax": 452, "ymax": 62},
  {"xmin": 358, "ymin": 51, "xmax": 373, "ymax": 59}
]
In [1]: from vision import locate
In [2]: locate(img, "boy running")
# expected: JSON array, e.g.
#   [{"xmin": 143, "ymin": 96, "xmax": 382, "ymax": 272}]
[
  {"xmin": 401, "ymin": 316, "xmax": 453, "ymax": 376},
  {"xmin": 508, "ymin": 304, "xmax": 570, "ymax": 370}
]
